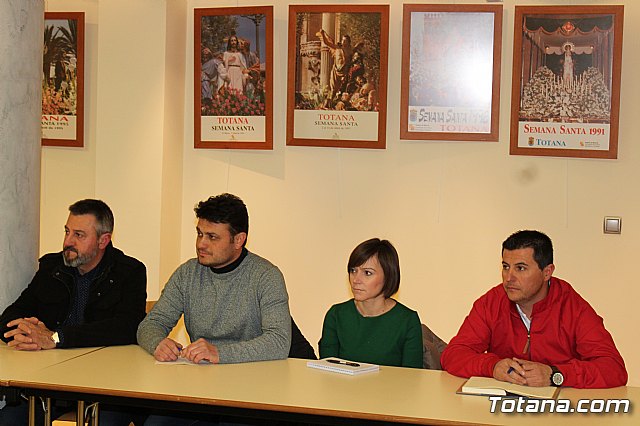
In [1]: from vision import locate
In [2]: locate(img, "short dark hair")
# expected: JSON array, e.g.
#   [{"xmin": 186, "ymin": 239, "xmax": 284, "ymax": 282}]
[
  {"xmin": 194, "ymin": 193, "xmax": 249, "ymax": 238},
  {"xmin": 348, "ymin": 238, "xmax": 400, "ymax": 298},
  {"xmin": 502, "ymin": 230, "xmax": 553, "ymax": 270},
  {"xmin": 68, "ymin": 199, "xmax": 114, "ymax": 236}
]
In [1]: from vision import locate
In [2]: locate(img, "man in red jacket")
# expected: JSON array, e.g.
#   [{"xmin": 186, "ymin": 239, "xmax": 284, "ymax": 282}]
[{"xmin": 441, "ymin": 230, "xmax": 627, "ymax": 389}]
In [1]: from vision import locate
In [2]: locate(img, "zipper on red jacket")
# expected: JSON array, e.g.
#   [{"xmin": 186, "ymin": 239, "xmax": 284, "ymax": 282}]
[{"xmin": 522, "ymin": 331, "xmax": 530, "ymax": 357}]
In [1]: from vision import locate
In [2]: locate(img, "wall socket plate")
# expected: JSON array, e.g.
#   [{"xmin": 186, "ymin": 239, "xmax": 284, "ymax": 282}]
[{"xmin": 604, "ymin": 217, "xmax": 622, "ymax": 234}]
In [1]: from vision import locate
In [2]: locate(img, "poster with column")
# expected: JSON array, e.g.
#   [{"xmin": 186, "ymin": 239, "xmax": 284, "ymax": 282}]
[
  {"xmin": 42, "ymin": 12, "xmax": 84, "ymax": 147},
  {"xmin": 510, "ymin": 6, "xmax": 624, "ymax": 159},
  {"xmin": 286, "ymin": 5, "xmax": 389, "ymax": 149}
]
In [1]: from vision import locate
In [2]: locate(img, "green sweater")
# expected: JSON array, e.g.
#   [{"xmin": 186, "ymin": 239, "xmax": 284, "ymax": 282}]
[
  {"xmin": 136, "ymin": 252, "xmax": 291, "ymax": 363},
  {"xmin": 319, "ymin": 299, "xmax": 423, "ymax": 368}
]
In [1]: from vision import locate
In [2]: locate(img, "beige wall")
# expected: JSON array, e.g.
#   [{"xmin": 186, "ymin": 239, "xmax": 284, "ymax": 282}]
[{"xmin": 41, "ymin": 0, "xmax": 639, "ymax": 386}]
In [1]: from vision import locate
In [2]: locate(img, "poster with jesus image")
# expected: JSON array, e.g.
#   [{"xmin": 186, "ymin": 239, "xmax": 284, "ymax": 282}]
[
  {"xmin": 286, "ymin": 5, "xmax": 389, "ymax": 149},
  {"xmin": 510, "ymin": 6, "xmax": 624, "ymax": 159},
  {"xmin": 194, "ymin": 6, "xmax": 273, "ymax": 149}
]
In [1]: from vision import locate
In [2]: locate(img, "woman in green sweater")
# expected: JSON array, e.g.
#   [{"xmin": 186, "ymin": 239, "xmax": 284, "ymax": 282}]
[{"xmin": 319, "ymin": 238, "xmax": 423, "ymax": 368}]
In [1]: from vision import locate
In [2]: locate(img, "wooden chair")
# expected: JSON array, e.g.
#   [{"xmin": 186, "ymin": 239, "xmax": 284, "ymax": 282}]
[{"xmin": 421, "ymin": 323, "xmax": 447, "ymax": 370}]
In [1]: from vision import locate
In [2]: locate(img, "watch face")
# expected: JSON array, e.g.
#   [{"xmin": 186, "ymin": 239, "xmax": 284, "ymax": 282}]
[{"xmin": 552, "ymin": 372, "xmax": 564, "ymax": 386}]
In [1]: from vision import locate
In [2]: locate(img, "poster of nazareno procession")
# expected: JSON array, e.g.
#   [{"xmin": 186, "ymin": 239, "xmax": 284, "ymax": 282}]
[
  {"xmin": 287, "ymin": 5, "xmax": 389, "ymax": 149},
  {"xmin": 42, "ymin": 12, "xmax": 84, "ymax": 147},
  {"xmin": 195, "ymin": 6, "xmax": 273, "ymax": 149},
  {"xmin": 510, "ymin": 6, "xmax": 624, "ymax": 159}
]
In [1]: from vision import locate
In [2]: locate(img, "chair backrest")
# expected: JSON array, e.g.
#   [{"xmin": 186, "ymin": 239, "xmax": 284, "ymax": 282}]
[
  {"xmin": 289, "ymin": 317, "xmax": 317, "ymax": 360},
  {"xmin": 421, "ymin": 323, "xmax": 447, "ymax": 370}
]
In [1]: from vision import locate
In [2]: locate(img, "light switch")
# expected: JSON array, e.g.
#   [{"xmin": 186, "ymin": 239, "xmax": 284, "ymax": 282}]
[{"xmin": 603, "ymin": 217, "xmax": 621, "ymax": 234}]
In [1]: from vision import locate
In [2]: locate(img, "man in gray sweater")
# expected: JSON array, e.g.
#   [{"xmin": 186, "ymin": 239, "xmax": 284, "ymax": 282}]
[{"xmin": 137, "ymin": 193, "xmax": 291, "ymax": 365}]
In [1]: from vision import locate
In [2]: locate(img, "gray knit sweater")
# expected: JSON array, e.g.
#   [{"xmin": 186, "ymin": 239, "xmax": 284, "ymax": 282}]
[{"xmin": 137, "ymin": 252, "xmax": 291, "ymax": 363}]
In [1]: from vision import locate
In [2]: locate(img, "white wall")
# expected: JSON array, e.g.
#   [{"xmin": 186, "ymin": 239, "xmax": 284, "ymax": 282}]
[
  {"xmin": 41, "ymin": 0, "xmax": 639, "ymax": 386},
  {"xmin": 41, "ymin": 0, "xmax": 185, "ymax": 300},
  {"xmin": 41, "ymin": 0, "xmax": 98, "ymax": 251}
]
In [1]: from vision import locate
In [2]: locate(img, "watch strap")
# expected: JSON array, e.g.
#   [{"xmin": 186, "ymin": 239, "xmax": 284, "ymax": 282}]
[{"xmin": 550, "ymin": 365, "xmax": 564, "ymax": 386}]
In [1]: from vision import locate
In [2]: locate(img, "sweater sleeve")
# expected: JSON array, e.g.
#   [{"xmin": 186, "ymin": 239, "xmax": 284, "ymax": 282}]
[
  {"xmin": 136, "ymin": 265, "xmax": 186, "ymax": 354},
  {"xmin": 216, "ymin": 266, "xmax": 291, "ymax": 363},
  {"xmin": 441, "ymin": 298, "xmax": 501, "ymax": 378},
  {"xmin": 555, "ymin": 304, "xmax": 627, "ymax": 388},
  {"xmin": 318, "ymin": 305, "xmax": 340, "ymax": 359},
  {"xmin": 402, "ymin": 311, "xmax": 424, "ymax": 368}
]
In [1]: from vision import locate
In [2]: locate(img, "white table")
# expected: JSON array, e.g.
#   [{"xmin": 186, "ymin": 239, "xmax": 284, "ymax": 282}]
[
  {"xmin": 1, "ymin": 342, "xmax": 103, "ymax": 425},
  {"xmin": 9, "ymin": 344, "xmax": 639, "ymax": 425}
]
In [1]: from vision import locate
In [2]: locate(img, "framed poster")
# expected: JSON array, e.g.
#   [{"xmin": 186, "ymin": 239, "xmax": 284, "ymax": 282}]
[
  {"xmin": 42, "ymin": 12, "xmax": 84, "ymax": 147},
  {"xmin": 400, "ymin": 4, "xmax": 502, "ymax": 141},
  {"xmin": 510, "ymin": 6, "xmax": 624, "ymax": 159},
  {"xmin": 287, "ymin": 5, "xmax": 389, "ymax": 149},
  {"xmin": 194, "ymin": 6, "xmax": 273, "ymax": 149}
]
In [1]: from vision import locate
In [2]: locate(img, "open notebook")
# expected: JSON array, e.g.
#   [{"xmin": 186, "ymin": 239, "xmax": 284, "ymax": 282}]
[{"xmin": 457, "ymin": 376, "xmax": 560, "ymax": 399}]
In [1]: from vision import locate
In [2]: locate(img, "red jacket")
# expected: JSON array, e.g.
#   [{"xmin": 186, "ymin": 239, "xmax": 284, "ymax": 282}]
[{"xmin": 441, "ymin": 277, "xmax": 627, "ymax": 388}]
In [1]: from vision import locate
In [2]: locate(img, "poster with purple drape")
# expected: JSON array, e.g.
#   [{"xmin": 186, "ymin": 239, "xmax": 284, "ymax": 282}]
[{"xmin": 510, "ymin": 6, "xmax": 624, "ymax": 159}]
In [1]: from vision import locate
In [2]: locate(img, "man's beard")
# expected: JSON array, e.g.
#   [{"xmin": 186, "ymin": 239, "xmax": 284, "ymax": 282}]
[{"xmin": 63, "ymin": 246, "xmax": 98, "ymax": 268}]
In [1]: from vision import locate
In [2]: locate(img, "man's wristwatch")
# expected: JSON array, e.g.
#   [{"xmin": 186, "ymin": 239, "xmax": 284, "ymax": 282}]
[
  {"xmin": 550, "ymin": 365, "xmax": 564, "ymax": 386},
  {"xmin": 51, "ymin": 331, "xmax": 60, "ymax": 346}
]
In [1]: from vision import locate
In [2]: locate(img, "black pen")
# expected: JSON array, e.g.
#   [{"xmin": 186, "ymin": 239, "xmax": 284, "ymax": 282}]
[{"xmin": 327, "ymin": 359, "xmax": 360, "ymax": 367}]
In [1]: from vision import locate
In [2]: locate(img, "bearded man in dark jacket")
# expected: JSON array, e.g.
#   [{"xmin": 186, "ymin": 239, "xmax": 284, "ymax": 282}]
[
  {"xmin": 0, "ymin": 199, "xmax": 147, "ymax": 425},
  {"xmin": 1, "ymin": 199, "xmax": 146, "ymax": 349}
]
